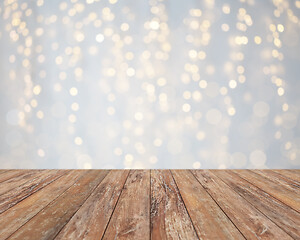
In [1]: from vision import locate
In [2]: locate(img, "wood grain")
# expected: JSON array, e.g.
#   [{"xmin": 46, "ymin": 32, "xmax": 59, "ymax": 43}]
[
  {"xmin": 0, "ymin": 170, "xmax": 66, "ymax": 214},
  {"xmin": 150, "ymin": 170, "xmax": 198, "ymax": 240},
  {"xmin": 0, "ymin": 170, "xmax": 85, "ymax": 240},
  {"xmin": 234, "ymin": 170, "xmax": 300, "ymax": 212},
  {"xmin": 0, "ymin": 170, "xmax": 35, "ymax": 186},
  {"xmin": 172, "ymin": 170, "xmax": 244, "ymax": 239},
  {"xmin": 55, "ymin": 170, "xmax": 129, "ymax": 240},
  {"xmin": 213, "ymin": 170, "xmax": 300, "ymax": 239},
  {"xmin": 192, "ymin": 170, "xmax": 293, "ymax": 240},
  {"xmin": 0, "ymin": 170, "xmax": 298, "ymax": 240},
  {"xmin": 102, "ymin": 170, "xmax": 150, "ymax": 240},
  {"xmin": 8, "ymin": 170, "xmax": 109, "ymax": 240},
  {"xmin": 273, "ymin": 169, "xmax": 300, "ymax": 183}
]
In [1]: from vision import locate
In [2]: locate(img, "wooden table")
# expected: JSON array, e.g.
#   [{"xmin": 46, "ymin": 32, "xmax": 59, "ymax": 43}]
[{"xmin": 0, "ymin": 170, "xmax": 299, "ymax": 240}]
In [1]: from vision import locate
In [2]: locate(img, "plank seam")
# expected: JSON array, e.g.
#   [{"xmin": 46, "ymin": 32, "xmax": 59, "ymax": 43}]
[
  {"xmin": 189, "ymin": 170, "xmax": 247, "ymax": 240},
  {"xmin": 235, "ymin": 170, "xmax": 300, "ymax": 214},
  {"xmin": 5, "ymin": 170, "xmax": 88, "ymax": 240},
  {"xmin": 213, "ymin": 170, "xmax": 297, "ymax": 240},
  {"xmin": 0, "ymin": 170, "xmax": 69, "ymax": 215},
  {"xmin": 271, "ymin": 170, "xmax": 300, "ymax": 184},
  {"xmin": 101, "ymin": 170, "xmax": 131, "ymax": 240},
  {"xmin": 53, "ymin": 170, "xmax": 111, "ymax": 239},
  {"xmin": 169, "ymin": 170, "xmax": 200, "ymax": 240}
]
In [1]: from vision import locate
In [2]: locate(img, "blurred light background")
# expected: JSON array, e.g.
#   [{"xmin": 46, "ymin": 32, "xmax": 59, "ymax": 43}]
[{"xmin": 0, "ymin": 0, "xmax": 300, "ymax": 169}]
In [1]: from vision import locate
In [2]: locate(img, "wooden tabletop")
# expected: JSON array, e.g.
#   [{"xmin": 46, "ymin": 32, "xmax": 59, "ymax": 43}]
[{"xmin": 0, "ymin": 170, "xmax": 299, "ymax": 240}]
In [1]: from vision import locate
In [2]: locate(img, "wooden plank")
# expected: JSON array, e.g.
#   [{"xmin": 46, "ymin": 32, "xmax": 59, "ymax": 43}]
[
  {"xmin": 0, "ymin": 170, "xmax": 85, "ymax": 240},
  {"xmin": 0, "ymin": 170, "xmax": 44, "ymax": 195},
  {"xmin": 192, "ymin": 170, "xmax": 293, "ymax": 240},
  {"xmin": 0, "ymin": 170, "xmax": 32, "ymax": 184},
  {"xmin": 171, "ymin": 170, "xmax": 244, "ymax": 239},
  {"xmin": 55, "ymin": 170, "xmax": 129, "ymax": 240},
  {"xmin": 213, "ymin": 170, "xmax": 300, "ymax": 239},
  {"xmin": 102, "ymin": 170, "xmax": 150, "ymax": 240},
  {"xmin": 8, "ymin": 170, "xmax": 109, "ymax": 240},
  {"xmin": 150, "ymin": 170, "xmax": 198, "ymax": 240},
  {"xmin": 234, "ymin": 170, "xmax": 300, "ymax": 212},
  {"xmin": 273, "ymin": 169, "xmax": 300, "ymax": 183},
  {"xmin": 0, "ymin": 170, "xmax": 67, "ymax": 214},
  {"xmin": 252, "ymin": 170, "xmax": 300, "ymax": 191}
]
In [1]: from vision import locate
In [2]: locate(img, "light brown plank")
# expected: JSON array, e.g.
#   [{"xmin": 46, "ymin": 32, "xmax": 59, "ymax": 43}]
[
  {"xmin": 0, "ymin": 170, "xmax": 45, "ymax": 195},
  {"xmin": 0, "ymin": 170, "xmax": 32, "ymax": 184},
  {"xmin": 102, "ymin": 170, "xmax": 150, "ymax": 240},
  {"xmin": 172, "ymin": 170, "xmax": 244, "ymax": 239},
  {"xmin": 0, "ymin": 170, "xmax": 85, "ymax": 240},
  {"xmin": 55, "ymin": 170, "xmax": 129, "ymax": 240},
  {"xmin": 213, "ymin": 170, "xmax": 300, "ymax": 239},
  {"xmin": 0, "ymin": 170, "xmax": 67, "ymax": 214},
  {"xmin": 234, "ymin": 170, "xmax": 300, "ymax": 212},
  {"xmin": 253, "ymin": 170, "xmax": 300, "ymax": 191},
  {"xmin": 151, "ymin": 170, "xmax": 198, "ymax": 239},
  {"xmin": 273, "ymin": 169, "xmax": 300, "ymax": 183},
  {"xmin": 8, "ymin": 170, "xmax": 109, "ymax": 240},
  {"xmin": 192, "ymin": 170, "xmax": 293, "ymax": 240}
]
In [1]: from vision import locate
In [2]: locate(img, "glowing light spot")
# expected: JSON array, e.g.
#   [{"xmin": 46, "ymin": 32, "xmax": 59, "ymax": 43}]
[
  {"xmin": 33, "ymin": 85, "xmax": 42, "ymax": 95},
  {"xmin": 36, "ymin": 111, "xmax": 44, "ymax": 119},
  {"xmin": 149, "ymin": 20, "xmax": 160, "ymax": 30},
  {"xmin": 193, "ymin": 161, "xmax": 201, "ymax": 169},
  {"xmin": 37, "ymin": 148, "xmax": 45, "ymax": 157},
  {"xmin": 126, "ymin": 67, "xmax": 135, "ymax": 77},
  {"xmin": 278, "ymin": 87, "xmax": 285, "ymax": 96},
  {"xmin": 229, "ymin": 80, "xmax": 237, "ymax": 89},
  {"xmin": 134, "ymin": 112, "xmax": 144, "ymax": 121},
  {"xmin": 228, "ymin": 107, "xmax": 236, "ymax": 116},
  {"xmin": 69, "ymin": 87, "xmax": 78, "ymax": 96},
  {"xmin": 74, "ymin": 137, "xmax": 83, "ymax": 145},
  {"xmin": 96, "ymin": 33, "xmax": 104, "ymax": 43},
  {"xmin": 182, "ymin": 103, "xmax": 191, "ymax": 112},
  {"xmin": 199, "ymin": 80, "xmax": 207, "ymax": 88},
  {"xmin": 222, "ymin": 4, "xmax": 230, "ymax": 14},
  {"xmin": 277, "ymin": 24, "xmax": 284, "ymax": 32}
]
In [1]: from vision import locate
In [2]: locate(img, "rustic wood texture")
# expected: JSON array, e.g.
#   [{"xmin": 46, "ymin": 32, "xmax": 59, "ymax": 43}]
[
  {"xmin": 151, "ymin": 170, "xmax": 198, "ymax": 239},
  {"xmin": 233, "ymin": 170, "xmax": 300, "ymax": 212},
  {"xmin": 102, "ymin": 170, "xmax": 150, "ymax": 240},
  {"xmin": 0, "ymin": 169, "xmax": 298, "ymax": 240},
  {"xmin": 191, "ymin": 170, "xmax": 293, "ymax": 239},
  {"xmin": 55, "ymin": 170, "xmax": 129, "ymax": 240}
]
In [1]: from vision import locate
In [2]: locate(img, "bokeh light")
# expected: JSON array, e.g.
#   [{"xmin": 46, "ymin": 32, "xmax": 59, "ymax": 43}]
[{"xmin": 0, "ymin": 0, "xmax": 300, "ymax": 169}]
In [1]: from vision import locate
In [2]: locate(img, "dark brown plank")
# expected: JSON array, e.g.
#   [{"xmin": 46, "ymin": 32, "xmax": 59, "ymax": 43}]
[
  {"xmin": 151, "ymin": 170, "xmax": 198, "ymax": 239},
  {"xmin": 8, "ymin": 170, "xmax": 109, "ymax": 240},
  {"xmin": 273, "ymin": 169, "xmax": 300, "ymax": 183},
  {"xmin": 234, "ymin": 170, "xmax": 300, "ymax": 212},
  {"xmin": 172, "ymin": 170, "xmax": 244, "ymax": 239},
  {"xmin": 0, "ymin": 170, "xmax": 67, "ymax": 214},
  {"xmin": 0, "ymin": 170, "xmax": 85, "ymax": 239},
  {"xmin": 192, "ymin": 170, "xmax": 293, "ymax": 240},
  {"xmin": 0, "ymin": 170, "xmax": 45, "ymax": 195},
  {"xmin": 102, "ymin": 170, "xmax": 150, "ymax": 240},
  {"xmin": 0, "ymin": 170, "xmax": 32, "ymax": 184},
  {"xmin": 55, "ymin": 170, "xmax": 129, "ymax": 240},
  {"xmin": 213, "ymin": 170, "xmax": 300, "ymax": 239}
]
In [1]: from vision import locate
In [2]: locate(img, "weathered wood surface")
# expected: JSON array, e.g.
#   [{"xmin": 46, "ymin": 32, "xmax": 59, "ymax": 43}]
[
  {"xmin": 102, "ymin": 170, "xmax": 150, "ymax": 240},
  {"xmin": 233, "ymin": 170, "xmax": 300, "ymax": 212},
  {"xmin": 151, "ymin": 170, "xmax": 198, "ymax": 239},
  {"xmin": 0, "ymin": 169, "xmax": 298, "ymax": 240}
]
